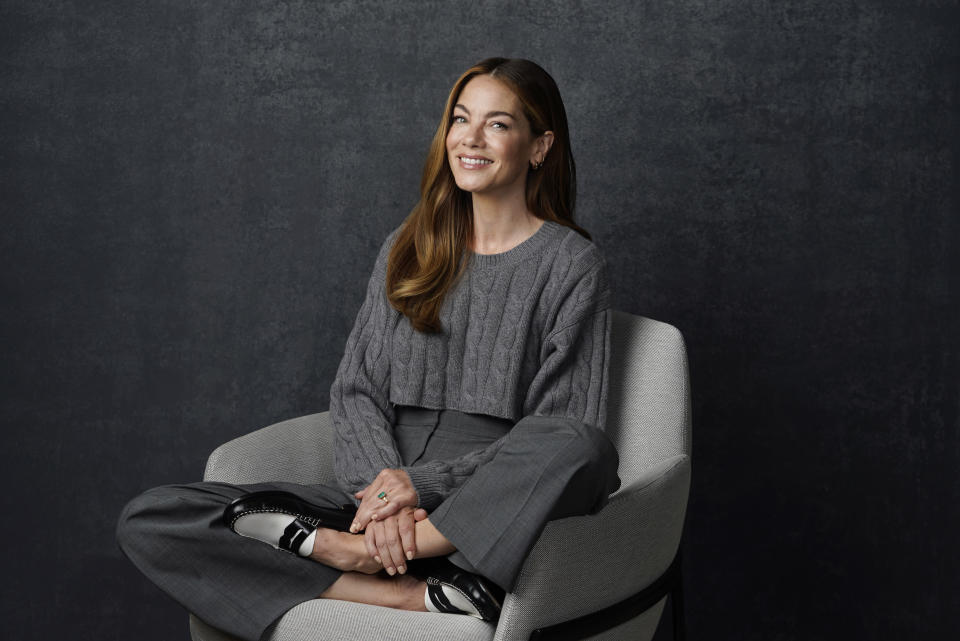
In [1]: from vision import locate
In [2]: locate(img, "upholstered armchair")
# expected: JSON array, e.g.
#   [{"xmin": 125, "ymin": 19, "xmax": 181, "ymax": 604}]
[{"xmin": 190, "ymin": 310, "xmax": 692, "ymax": 641}]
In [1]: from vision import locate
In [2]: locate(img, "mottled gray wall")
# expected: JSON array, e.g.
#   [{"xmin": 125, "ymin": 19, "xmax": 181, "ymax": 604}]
[{"xmin": 1, "ymin": 1, "xmax": 956, "ymax": 639}]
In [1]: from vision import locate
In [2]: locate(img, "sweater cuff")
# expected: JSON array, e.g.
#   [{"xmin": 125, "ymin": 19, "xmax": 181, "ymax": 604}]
[{"xmin": 402, "ymin": 466, "xmax": 446, "ymax": 512}]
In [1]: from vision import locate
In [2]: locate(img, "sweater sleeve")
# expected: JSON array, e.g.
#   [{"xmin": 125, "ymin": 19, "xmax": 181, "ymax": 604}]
[
  {"xmin": 329, "ymin": 229, "xmax": 403, "ymax": 497},
  {"xmin": 401, "ymin": 252, "xmax": 613, "ymax": 511},
  {"xmin": 401, "ymin": 438, "xmax": 508, "ymax": 511},
  {"xmin": 523, "ymin": 254, "xmax": 612, "ymax": 431}
]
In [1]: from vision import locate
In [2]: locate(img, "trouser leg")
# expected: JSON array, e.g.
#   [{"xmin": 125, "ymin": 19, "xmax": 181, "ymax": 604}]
[
  {"xmin": 115, "ymin": 480, "xmax": 353, "ymax": 641},
  {"xmin": 427, "ymin": 415, "xmax": 621, "ymax": 592}
]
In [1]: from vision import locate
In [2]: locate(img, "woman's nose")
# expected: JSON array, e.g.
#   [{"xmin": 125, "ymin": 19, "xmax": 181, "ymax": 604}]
[{"xmin": 463, "ymin": 122, "xmax": 485, "ymax": 146}]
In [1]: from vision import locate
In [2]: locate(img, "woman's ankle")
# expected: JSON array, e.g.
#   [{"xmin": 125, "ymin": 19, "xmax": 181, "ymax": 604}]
[
  {"xmin": 309, "ymin": 528, "xmax": 379, "ymax": 573},
  {"xmin": 321, "ymin": 572, "xmax": 427, "ymax": 611},
  {"xmin": 397, "ymin": 575, "xmax": 429, "ymax": 612}
]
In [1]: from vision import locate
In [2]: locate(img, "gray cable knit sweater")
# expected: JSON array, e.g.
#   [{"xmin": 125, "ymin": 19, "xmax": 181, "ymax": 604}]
[{"xmin": 329, "ymin": 219, "xmax": 612, "ymax": 511}]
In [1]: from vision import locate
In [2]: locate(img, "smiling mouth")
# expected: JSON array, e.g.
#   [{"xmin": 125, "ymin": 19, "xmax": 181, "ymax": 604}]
[{"xmin": 458, "ymin": 156, "xmax": 493, "ymax": 167}]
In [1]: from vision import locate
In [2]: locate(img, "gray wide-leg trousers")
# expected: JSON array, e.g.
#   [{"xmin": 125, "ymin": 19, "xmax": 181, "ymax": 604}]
[{"xmin": 116, "ymin": 407, "xmax": 620, "ymax": 641}]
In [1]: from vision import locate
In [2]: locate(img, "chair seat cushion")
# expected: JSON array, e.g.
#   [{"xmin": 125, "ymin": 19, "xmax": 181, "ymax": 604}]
[
  {"xmin": 192, "ymin": 599, "xmax": 496, "ymax": 641},
  {"xmin": 265, "ymin": 599, "xmax": 496, "ymax": 641}
]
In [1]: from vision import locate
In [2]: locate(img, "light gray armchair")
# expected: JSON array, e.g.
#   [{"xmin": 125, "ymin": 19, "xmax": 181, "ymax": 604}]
[{"xmin": 190, "ymin": 310, "xmax": 692, "ymax": 641}]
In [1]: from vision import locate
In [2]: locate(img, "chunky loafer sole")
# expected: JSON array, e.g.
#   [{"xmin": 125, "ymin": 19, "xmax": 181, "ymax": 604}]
[
  {"xmin": 223, "ymin": 490, "xmax": 357, "ymax": 534},
  {"xmin": 230, "ymin": 510, "xmax": 319, "ymax": 556},
  {"xmin": 413, "ymin": 557, "xmax": 504, "ymax": 622}
]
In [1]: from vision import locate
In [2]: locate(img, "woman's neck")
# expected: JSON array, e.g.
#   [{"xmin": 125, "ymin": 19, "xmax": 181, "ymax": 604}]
[{"xmin": 470, "ymin": 191, "xmax": 542, "ymax": 255}]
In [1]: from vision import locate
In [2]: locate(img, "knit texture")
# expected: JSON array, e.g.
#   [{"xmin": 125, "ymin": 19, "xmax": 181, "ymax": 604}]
[{"xmin": 329, "ymin": 219, "xmax": 612, "ymax": 510}]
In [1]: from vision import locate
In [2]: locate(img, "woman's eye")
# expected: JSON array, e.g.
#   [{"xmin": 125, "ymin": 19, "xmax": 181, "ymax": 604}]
[
  {"xmin": 492, "ymin": 122, "xmax": 508, "ymax": 130},
  {"xmin": 452, "ymin": 115, "xmax": 466, "ymax": 123}
]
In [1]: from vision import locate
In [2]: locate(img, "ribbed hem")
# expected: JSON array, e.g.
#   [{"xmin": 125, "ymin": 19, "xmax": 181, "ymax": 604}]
[
  {"xmin": 469, "ymin": 219, "xmax": 565, "ymax": 268},
  {"xmin": 402, "ymin": 465, "xmax": 446, "ymax": 511}
]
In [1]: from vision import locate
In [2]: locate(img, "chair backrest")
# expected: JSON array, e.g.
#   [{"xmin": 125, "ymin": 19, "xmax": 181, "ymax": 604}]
[{"xmin": 605, "ymin": 309, "xmax": 692, "ymax": 486}]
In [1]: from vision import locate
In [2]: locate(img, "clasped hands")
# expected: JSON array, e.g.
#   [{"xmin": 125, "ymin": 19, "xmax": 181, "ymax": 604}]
[{"xmin": 349, "ymin": 468, "xmax": 427, "ymax": 575}]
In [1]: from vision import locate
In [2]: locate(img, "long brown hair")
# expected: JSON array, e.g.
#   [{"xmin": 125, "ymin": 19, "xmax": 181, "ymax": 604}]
[{"xmin": 386, "ymin": 57, "xmax": 592, "ymax": 333}]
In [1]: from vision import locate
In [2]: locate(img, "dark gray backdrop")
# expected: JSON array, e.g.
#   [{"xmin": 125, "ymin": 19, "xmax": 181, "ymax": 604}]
[{"xmin": 2, "ymin": 1, "xmax": 956, "ymax": 639}]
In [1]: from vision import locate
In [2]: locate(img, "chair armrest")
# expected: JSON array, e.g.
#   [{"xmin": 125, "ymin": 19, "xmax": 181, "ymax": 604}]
[
  {"xmin": 203, "ymin": 411, "xmax": 338, "ymax": 486},
  {"xmin": 493, "ymin": 453, "xmax": 691, "ymax": 641}
]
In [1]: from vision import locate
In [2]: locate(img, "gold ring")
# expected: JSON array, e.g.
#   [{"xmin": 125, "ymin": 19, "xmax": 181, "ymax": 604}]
[{"xmin": 377, "ymin": 491, "xmax": 389, "ymax": 503}]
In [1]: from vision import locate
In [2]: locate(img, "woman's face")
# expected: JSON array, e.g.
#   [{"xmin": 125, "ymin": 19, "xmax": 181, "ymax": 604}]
[{"xmin": 445, "ymin": 74, "xmax": 545, "ymax": 199}]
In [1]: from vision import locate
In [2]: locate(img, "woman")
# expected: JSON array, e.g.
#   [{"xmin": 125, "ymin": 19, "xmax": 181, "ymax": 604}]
[{"xmin": 116, "ymin": 56, "xmax": 621, "ymax": 641}]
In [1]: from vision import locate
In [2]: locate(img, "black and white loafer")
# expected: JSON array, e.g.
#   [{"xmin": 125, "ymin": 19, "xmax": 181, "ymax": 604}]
[
  {"xmin": 223, "ymin": 490, "xmax": 356, "ymax": 557},
  {"xmin": 414, "ymin": 557, "xmax": 504, "ymax": 622}
]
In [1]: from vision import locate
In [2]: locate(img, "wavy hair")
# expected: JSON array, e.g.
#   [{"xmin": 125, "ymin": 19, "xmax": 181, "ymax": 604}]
[{"xmin": 386, "ymin": 57, "xmax": 592, "ymax": 333}]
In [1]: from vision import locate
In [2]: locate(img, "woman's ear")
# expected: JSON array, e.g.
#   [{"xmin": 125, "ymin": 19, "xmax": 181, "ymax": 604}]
[{"xmin": 531, "ymin": 131, "xmax": 555, "ymax": 164}]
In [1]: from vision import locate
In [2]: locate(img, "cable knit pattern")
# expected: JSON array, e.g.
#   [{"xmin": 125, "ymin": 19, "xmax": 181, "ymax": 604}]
[{"xmin": 329, "ymin": 219, "xmax": 612, "ymax": 510}]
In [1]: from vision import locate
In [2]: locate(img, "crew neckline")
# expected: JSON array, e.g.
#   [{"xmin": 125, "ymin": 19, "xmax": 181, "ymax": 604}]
[{"xmin": 469, "ymin": 219, "xmax": 562, "ymax": 268}]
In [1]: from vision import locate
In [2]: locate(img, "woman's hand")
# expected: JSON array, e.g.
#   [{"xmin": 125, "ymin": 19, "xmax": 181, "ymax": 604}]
[
  {"xmin": 362, "ymin": 505, "xmax": 429, "ymax": 575},
  {"xmin": 350, "ymin": 468, "xmax": 418, "ymax": 534}
]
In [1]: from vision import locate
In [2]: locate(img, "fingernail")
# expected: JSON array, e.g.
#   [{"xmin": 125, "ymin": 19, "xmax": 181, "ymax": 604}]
[
  {"xmin": 374, "ymin": 556, "xmax": 381, "ymax": 564},
  {"xmin": 398, "ymin": 565, "xmax": 406, "ymax": 574},
  {"xmin": 386, "ymin": 567, "xmax": 396, "ymax": 576},
  {"xmin": 406, "ymin": 551, "xmax": 414, "ymax": 560},
  {"xmin": 350, "ymin": 523, "xmax": 358, "ymax": 533}
]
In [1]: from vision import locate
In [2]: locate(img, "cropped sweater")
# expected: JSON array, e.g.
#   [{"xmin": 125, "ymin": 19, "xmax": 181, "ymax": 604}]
[{"xmin": 328, "ymin": 219, "xmax": 613, "ymax": 511}]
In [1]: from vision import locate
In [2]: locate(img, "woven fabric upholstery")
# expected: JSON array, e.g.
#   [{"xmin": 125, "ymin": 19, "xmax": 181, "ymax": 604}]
[
  {"xmin": 192, "ymin": 310, "xmax": 691, "ymax": 641},
  {"xmin": 203, "ymin": 413, "xmax": 337, "ymax": 486},
  {"xmin": 606, "ymin": 310, "xmax": 692, "ymax": 479},
  {"xmin": 267, "ymin": 600, "xmax": 493, "ymax": 641},
  {"xmin": 190, "ymin": 601, "xmax": 495, "ymax": 641}
]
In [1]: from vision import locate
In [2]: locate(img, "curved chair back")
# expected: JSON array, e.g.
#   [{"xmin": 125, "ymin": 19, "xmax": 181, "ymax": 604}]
[{"xmin": 606, "ymin": 310, "xmax": 692, "ymax": 486}]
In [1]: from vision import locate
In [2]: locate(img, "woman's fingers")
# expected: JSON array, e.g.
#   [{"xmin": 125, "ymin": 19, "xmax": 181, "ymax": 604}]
[
  {"xmin": 369, "ymin": 495, "xmax": 406, "ymax": 522},
  {"xmin": 360, "ymin": 507, "xmax": 418, "ymax": 573},
  {"xmin": 381, "ymin": 513, "xmax": 412, "ymax": 573},
  {"xmin": 350, "ymin": 479, "xmax": 384, "ymax": 533},
  {"xmin": 363, "ymin": 523, "xmax": 380, "ymax": 565},
  {"xmin": 397, "ymin": 510, "xmax": 417, "ymax": 561},
  {"xmin": 366, "ymin": 475, "xmax": 416, "ymax": 522},
  {"xmin": 413, "ymin": 507, "xmax": 429, "ymax": 521},
  {"xmin": 351, "ymin": 470, "xmax": 418, "ymax": 532},
  {"xmin": 374, "ymin": 520, "xmax": 402, "ymax": 575},
  {"xmin": 352, "ymin": 491, "xmax": 381, "ymax": 532}
]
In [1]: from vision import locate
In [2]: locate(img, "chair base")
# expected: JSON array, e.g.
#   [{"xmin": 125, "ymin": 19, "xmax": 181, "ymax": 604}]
[{"xmin": 528, "ymin": 550, "xmax": 684, "ymax": 641}]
